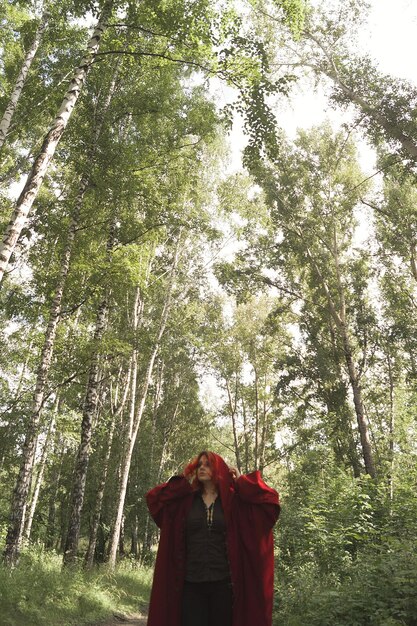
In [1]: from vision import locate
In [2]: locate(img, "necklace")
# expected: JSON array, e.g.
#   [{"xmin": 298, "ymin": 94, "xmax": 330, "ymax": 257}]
[
  {"xmin": 205, "ymin": 500, "xmax": 215, "ymax": 529},
  {"xmin": 201, "ymin": 492, "xmax": 217, "ymax": 529}
]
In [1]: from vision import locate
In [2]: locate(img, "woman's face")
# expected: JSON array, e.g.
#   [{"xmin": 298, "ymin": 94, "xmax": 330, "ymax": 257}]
[{"xmin": 197, "ymin": 455, "xmax": 212, "ymax": 482}]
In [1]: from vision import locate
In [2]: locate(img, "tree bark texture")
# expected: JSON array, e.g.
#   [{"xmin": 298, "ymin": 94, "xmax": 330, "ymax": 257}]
[
  {"xmin": 3, "ymin": 64, "xmax": 119, "ymax": 565},
  {"xmin": 0, "ymin": 0, "xmax": 113, "ymax": 282},
  {"xmin": 387, "ymin": 351, "xmax": 395, "ymax": 506},
  {"xmin": 44, "ymin": 435, "xmax": 64, "ymax": 549},
  {"xmin": 63, "ymin": 220, "xmax": 116, "ymax": 566},
  {"xmin": 84, "ymin": 366, "xmax": 131, "ymax": 568},
  {"xmin": 303, "ymin": 241, "xmax": 376, "ymax": 478},
  {"xmin": 254, "ymin": 364, "xmax": 259, "ymax": 470},
  {"xmin": 107, "ymin": 244, "xmax": 180, "ymax": 567},
  {"xmin": 0, "ymin": 9, "xmax": 49, "ymax": 151},
  {"xmin": 23, "ymin": 397, "xmax": 59, "ymax": 543},
  {"xmin": 63, "ymin": 297, "xmax": 109, "ymax": 565},
  {"xmin": 225, "ymin": 377, "xmax": 242, "ymax": 474}
]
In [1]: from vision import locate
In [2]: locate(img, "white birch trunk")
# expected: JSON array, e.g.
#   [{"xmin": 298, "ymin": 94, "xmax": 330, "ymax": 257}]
[
  {"xmin": 157, "ymin": 396, "xmax": 182, "ymax": 485},
  {"xmin": 85, "ymin": 364, "xmax": 132, "ymax": 568},
  {"xmin": 253, "ymin": 364, "xmax": 259, "ymax": 469},
  {"xmin": 141, "ymin": 391, "xmax": 182, "ymax": 559},
  {"xmin": 63, "ymin": 298, "xmax": 109, "ymax": 565},
  {"xmin": 45, "ymin": 433, "xmax": 64, "ymax": 549},
  {"xmin": 387, "ymin": 352, "xmax": 395, "ymax": 508},
  {"xmin": 0, "ymin": 8, "xmax": 49, "ymax": 150},
  {"xmin": 63, "ymin": 220, "xmax": 116, "ymax": 566},
  {"xmin": 3, "ymin": 63, "xmax": 119, "ymax": 566},
  {"xmin": 225, "ymin": 377, "xmax": 242, "ymax": 474},
  {"xmin": 259, "ymin": 375, "xmax": 268, "ymax": 472},
  {"xmin": 241, "ymin": 399, "xmax": 250, "ymax": 473},
  {"xmin": 23, "ymin": 397, "xmax": 59, "ymax": 543},
  {"xmin": 107, "ymin": 244, "xmax": 180, "ymax": 568},
  {"xmin": 0, "ymin": 0, "xmax": 113, "ymax": 282}
]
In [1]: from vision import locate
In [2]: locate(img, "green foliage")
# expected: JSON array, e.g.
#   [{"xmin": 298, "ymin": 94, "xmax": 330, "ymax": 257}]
[
  {"xmin": 275, "ymin": 0, "xmax": 307, "ymax": 38},
  {"xmin": 275, "ymin": 460, "xmax": 417, "ymax": 625},
  {"xmin": 275, "ymin": 540, "xmax": 417, "ymax": 626},
  {"xmin": 0, "ymin": 547, "xmax": 152, "ymax": 625},
  {"xmin": 2, "ymin": 2, "xmax": 417, "ymax": 625}
]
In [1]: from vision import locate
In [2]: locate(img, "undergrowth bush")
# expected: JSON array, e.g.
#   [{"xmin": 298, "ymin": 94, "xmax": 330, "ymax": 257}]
[
  {"xmin": 274, "ymin": 538, "xmax": 417, "ymax": 625},
  {"xmin": 273, "ymin": 457, "xmax": 417, "ymax": 626},
  {"xmin": 0, "ymin": 546, "xmax": 152, "ymax": 626}
]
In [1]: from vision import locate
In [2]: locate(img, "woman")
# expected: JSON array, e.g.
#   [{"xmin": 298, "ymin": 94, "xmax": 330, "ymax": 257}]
[{"xmin": 146, "ymin": 450, "xmax": 280, "ymax": 626}]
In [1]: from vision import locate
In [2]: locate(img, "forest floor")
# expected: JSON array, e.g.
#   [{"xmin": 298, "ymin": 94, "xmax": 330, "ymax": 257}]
[{"xmin": 95, "ymin": 612, "xmax": 147, "ymax": 625}]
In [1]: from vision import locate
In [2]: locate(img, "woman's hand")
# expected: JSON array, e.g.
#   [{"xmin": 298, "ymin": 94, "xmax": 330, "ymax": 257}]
[{"xmin": 229, "ymin": 466, "xmax": 241, "ymax": 480}]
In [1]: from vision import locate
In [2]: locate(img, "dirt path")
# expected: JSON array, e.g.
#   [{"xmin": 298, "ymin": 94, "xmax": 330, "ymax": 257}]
[{"xmin": 96, "ymin": 613, "xmax": 147, "ymax": 625}]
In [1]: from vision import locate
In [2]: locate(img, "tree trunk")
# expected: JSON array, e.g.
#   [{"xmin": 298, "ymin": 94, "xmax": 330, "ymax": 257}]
[
  {"xmin": 157, "ymin": 396, "xmax": 182, "ymax": 488},
  {"xmin": 0, "ymin": 0, "xmax": 113, "ymax": 282},
  {"xmin": 44, "ymin": 435, "xmax": 64, "ymax": 549},
  {"xmin": 303, "ymin": 239, "xmax": 376, "ymax": 478},
  {"xmin": 63, "ymin": 221, "xmax": 116, "ymax": 566},
  {"xmin": 327, "ymin": 313, "xmax": 362, "ymax": 477},
  {"xmin": 23, "ymin": 396, "xmax": 59, "ymax": 543},
  {"xmin": 225, "ymin": 377, "xmax": 242, "ymax": 474},
  {"xmin": 259, "ymin": 376, "xmax": 268, "ymax": 472},
  {"xmin": 0, "ymin": 8, "xmax": 49, "ymax": 151},
  {"xmin": 148, "ymin": 359, "xmax": 164, "ymax": 480},
  {"xmin": 341, "ymin": 332, "xmax": 376, "ymax": 478},
  {"xmin": 14, "ymin": 338, "xmax": 34, "ymax": 401},
  {"xmin": 241, "ymin": 399, "xmax": 250, "ymax": 474},
  {"xmin": 3, "ymin": 188, "xmax": 86, "ymax": 566},
  {"xmin": 142, "ymin": 387, "xmax": 182, "ymax": 557},
  {"xmin": 3, "ymin": 65, "xmax": 119, "ymax": 565},
  {"xmin": 107, "ymin": 243, "xmax": 180, "ymax": 568},
  {"xmin": 139, "ymin": 356, "xmax": 164, "ymax": 558},
  {"xmin": 84, "ymin": 419, "xmax": 115, "ymax": 567},
  {"xmin": 253, "ymin": 363, "xmax": 259, "ymax": 469},
  {"xmin": 131, "ymin": 514, "xmax": 139, "ymax": 558},
  {"xmin": 410, "ymin": 243, "xmax": 417, "ymax": 282},
  {"xmin": 387, "ymin": 352, "xmax": 395, "ymax": 508},
  {"xmin": 84, "ymin": 366, "xmax": 131, "ymax": 568},
  {"xmin": 63, "ymin": 298, "xmax": 109, "ymax": 565},
  {"xmin": 118, "ymin": 515, "xmax": 125, "ymax": 557}
]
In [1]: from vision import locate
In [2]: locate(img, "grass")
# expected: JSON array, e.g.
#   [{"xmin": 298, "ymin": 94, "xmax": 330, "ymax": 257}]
[{"xmin": 0, "ymin": 546, "xmax": 152, "ymax": 626}]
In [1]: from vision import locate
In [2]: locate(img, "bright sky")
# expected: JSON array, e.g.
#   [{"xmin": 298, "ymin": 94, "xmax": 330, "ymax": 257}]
[
  {"xmin": 200, "ymin": 0, "xmax": 417, "ymax": 410},
  {"xmin": 363, "ymin": 0, "xmax": 417, "ymax": 82},
  {"xmin": 220, "ymin": 0, "xmax": 417, "ymax": 173}
]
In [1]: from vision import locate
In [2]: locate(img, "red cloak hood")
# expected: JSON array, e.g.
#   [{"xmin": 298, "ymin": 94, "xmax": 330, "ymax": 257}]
[{"xmin": 146, "ymin": 452, "xmax": 280, "ymax": 626}]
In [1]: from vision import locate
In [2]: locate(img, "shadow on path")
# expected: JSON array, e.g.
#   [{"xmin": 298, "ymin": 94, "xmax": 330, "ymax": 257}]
[{"xmin": 96, "ymin": 613, "xmax": 147, "ymax": 625}]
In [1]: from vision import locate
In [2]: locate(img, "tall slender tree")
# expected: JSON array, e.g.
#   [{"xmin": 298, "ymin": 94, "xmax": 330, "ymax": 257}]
[{"xmin": 0, "ymin": 0, "xmax": 113, "ymax": 284}]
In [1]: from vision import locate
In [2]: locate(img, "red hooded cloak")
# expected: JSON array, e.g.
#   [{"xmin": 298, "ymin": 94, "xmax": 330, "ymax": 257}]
[{"xmin": 145, "ymin": 452, "xmax": 280, "ymax": 626}]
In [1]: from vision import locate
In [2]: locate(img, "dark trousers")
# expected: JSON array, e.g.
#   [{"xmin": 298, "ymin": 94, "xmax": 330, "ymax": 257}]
[{"xmin": 181, "ymin": 579, "xmax": 233, "ymax": 626}]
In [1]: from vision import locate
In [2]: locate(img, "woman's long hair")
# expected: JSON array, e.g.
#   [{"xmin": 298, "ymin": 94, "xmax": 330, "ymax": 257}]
[{"xmin": 184, "ymin": 450, "xmax": 220, "ymax": 491}]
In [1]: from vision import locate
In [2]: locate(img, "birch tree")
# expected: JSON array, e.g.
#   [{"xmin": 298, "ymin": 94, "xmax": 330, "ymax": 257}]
[
  {"xmin": 0, "ymin": 0, "xmax": 113, "ymax": 284},
  {"xmin": 203, "ymin": 294, "xmax": 290, "ymax": 472},
  {"xmin": 277, "ymin": 0, "xmax": 417, "ymax": 168},
  {"xmin": 63, "ymin": 217, "xmax": 116, "ymax": 566},
  {"xmin": 84, "ymin": 363, "xmax": 131, "ymax": 568},
  {"xmin": 2, "ymin": 62, "xmax": 120, "ymax": 567},
  {"xmin": 107, "ymin": 239, "xmax": 181, "ymax": 568},
  {"xmin": 220, "ymin": 126, "xmax": 378, "ymax": 476},
  {"xmin": 0, "ymin": 4, "xmax": 49, "ymax": 151}
]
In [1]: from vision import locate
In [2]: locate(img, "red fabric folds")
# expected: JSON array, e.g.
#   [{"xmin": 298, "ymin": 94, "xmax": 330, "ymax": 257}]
[{"xmin": 145, "ymin": 453, "xmax": 280, "ymax": 626}]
